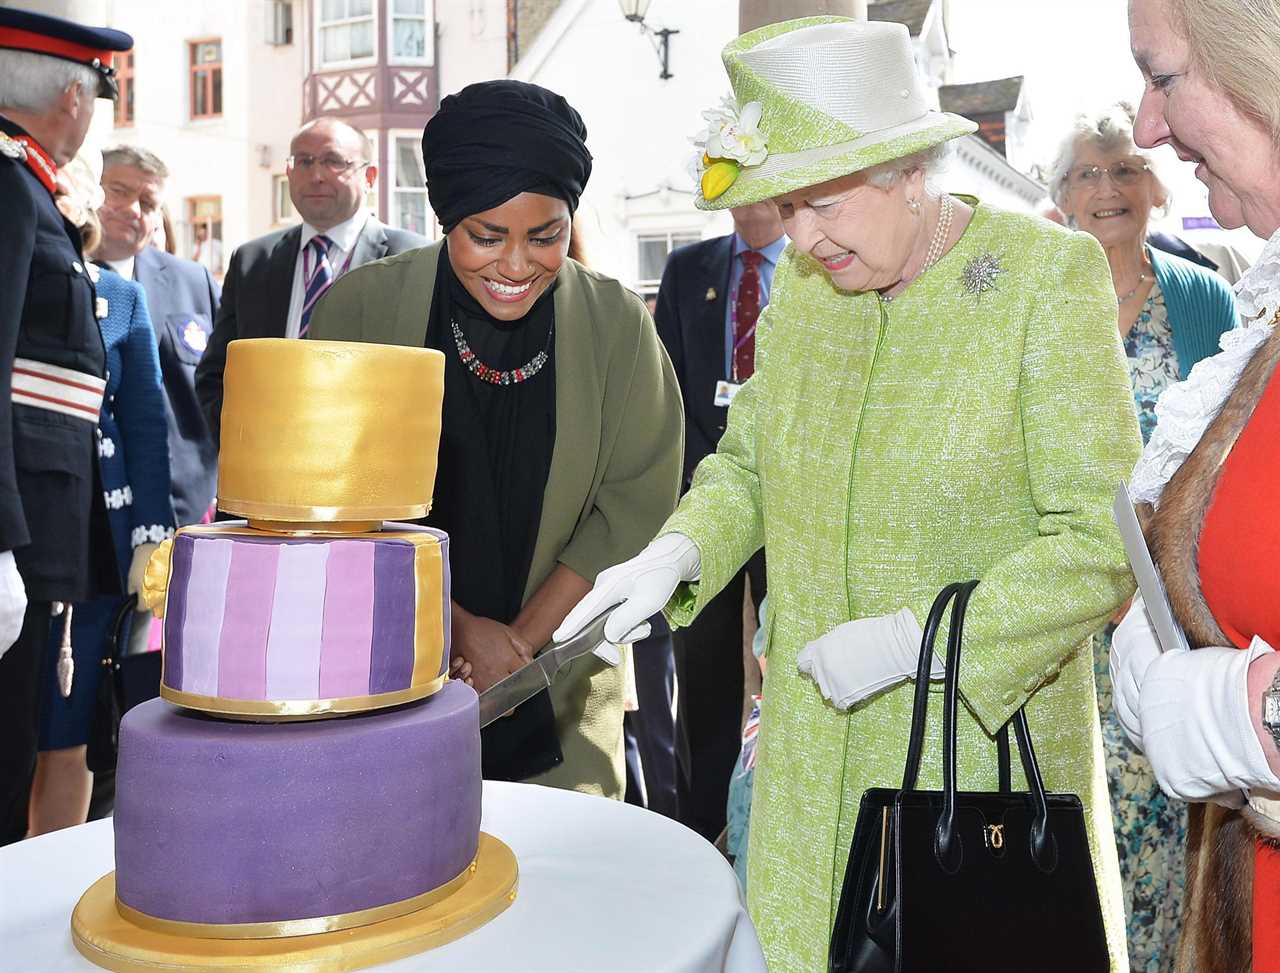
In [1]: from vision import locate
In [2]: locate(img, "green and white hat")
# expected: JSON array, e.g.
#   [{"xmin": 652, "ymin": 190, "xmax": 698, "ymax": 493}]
[{"xmin": 692, "ymin": 16, "xmax": 977, "ymax": 210}]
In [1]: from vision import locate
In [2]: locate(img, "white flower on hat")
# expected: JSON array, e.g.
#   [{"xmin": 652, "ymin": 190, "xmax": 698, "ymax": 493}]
[
  {"xmin": 697, "ymin": 97, "xmax": 768, "ymax": 167},
  {"xmin": 689, "ymin": 96, "xmax": 769, "ymax": 201}
]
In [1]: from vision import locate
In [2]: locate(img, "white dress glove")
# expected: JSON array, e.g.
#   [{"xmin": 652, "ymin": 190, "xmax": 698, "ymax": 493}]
[
  {"xmin": 1110, "ymin": 594, "xmax": 1161, "ymax": 749},
  {"xmin": 0, "ymin": 550, "xmax": 27, "ymax": 660},
  {"xmin": 553, "ymin": 533, "xmax": 701, "ymax": 663},
  {"xmin": 128, "ymin": 542, "xmax": 159, "ymax": 598},
  {"xmin": 796, "ymin": 608, "xmax": 933, "ymax": 710},
  {"xmin": 1138, "ymin": 636, "xmax": 1280, "ymax": 803}
]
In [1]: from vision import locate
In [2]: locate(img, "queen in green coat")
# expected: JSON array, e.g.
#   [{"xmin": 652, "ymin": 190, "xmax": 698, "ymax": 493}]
[{"xmin": 557, "ymin": 17, "xmax": 1140, "ymax": 973}]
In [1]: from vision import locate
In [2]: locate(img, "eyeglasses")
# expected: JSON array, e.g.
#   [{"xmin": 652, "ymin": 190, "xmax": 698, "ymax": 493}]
[
  {"xmin": 1068, "ymin": 161, "xmax": 1151, "ymax": 188},
  {"xmin": 286, "ymin": 153, "xmax": 368, "ymax": 175}
]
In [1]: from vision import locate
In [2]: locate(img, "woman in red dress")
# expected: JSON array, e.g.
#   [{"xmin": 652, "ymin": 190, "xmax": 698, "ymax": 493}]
[{"xmin": 1116, "ymin": 1, "xmax": 1280, "ymax": 969}]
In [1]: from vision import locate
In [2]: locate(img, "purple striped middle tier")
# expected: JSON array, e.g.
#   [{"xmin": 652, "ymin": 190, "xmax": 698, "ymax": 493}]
[{"xmin": 160, "ymin": 521, "xmax": 450, "ymax": 717}]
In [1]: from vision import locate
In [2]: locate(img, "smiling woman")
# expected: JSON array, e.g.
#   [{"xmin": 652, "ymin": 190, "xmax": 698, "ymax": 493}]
[
  {"xmin": 306, "ymin": 80, "xmax": 683, "ymax": 800},
  {"xmin": 1048, "ymin": 101, "xmax": 1238, "ymax": 971},
  {"xmin": 1108, "ymin": 2, "xmax": 1280, "ymax": 972},
  {"xmin": 447, "ymin": 194, "xmax": 571, "ymax": 321}
]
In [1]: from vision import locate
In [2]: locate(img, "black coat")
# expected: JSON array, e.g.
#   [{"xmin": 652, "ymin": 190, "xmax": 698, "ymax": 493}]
[
  {"xmin": 195, "ymin": 219, "xmax": 427, "ymax": 444},
  {"xmin": 0, "ymin": 117, "xmax": 115, "ymax": 602},
  {"xmin": 131, "ymin": 246, "xmax": 221, "ymax": 528},
  {"xmin": 652, "ymin": 234, "xmax": 734, "ymax": 491}
]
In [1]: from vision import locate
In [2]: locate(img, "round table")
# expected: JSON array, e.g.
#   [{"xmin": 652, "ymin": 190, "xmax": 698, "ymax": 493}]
[{"xmin": 1, "ymin": 780, "xmax": 766, "ymax": 973}]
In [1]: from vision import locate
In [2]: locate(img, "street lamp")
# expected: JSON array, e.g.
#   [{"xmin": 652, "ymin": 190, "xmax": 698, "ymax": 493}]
[{"xmin": 618, "ymin": 0, "xmax": 678, "ymax": 80}]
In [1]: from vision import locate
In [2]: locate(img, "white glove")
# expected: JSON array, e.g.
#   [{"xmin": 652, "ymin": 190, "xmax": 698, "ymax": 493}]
[
  {"xmin": 796, "ymin": 608, "xmax": 933, "ymax": 710},
  {"xmin": 1139, "ymin": 636, "xmax": 1280, "ymax": 803},
  {"xmin": 0, "ymin": 550, "xmax": 27, "ymax": 660},
  {"xmin": 553, "ymin": 533, "xmax": 701, "ymax": 664},
  {"xmin": 128, "ymin": 542, "xmax": 159, "ymax": 598},
  {"xmin": 1110, "ymin": 594, "xmax": 1161, "ymax": 749}
]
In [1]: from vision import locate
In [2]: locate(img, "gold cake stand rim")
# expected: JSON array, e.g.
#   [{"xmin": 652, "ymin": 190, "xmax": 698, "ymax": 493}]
[
  {"xmin": 70, "ymin": 832, "xmax": 518, "ymax": 973},
  {"xmin": 158, "ymin": 674, "xmax": 448, "ymax": 721}
]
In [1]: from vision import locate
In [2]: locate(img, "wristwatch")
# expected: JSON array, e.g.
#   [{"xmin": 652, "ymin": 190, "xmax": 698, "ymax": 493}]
[{"xmin": 1263, "ymin": 667, "xmax": 1280, "ymax": 752}]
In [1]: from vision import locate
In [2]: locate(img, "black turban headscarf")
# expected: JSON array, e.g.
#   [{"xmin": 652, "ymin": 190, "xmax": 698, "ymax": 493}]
[{"xmin": 422, "ymin": 79, "xmax": 592, "ymax": 232}]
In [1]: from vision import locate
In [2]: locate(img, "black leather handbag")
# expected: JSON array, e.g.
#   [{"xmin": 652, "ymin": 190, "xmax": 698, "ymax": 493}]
[
  {"xmin": 86, "ymin": 595, "xmax": 163, "ymax": 774},
  {"xmin": 828, "ymin": 581, "xmax": 1110, "ymax": 973}
]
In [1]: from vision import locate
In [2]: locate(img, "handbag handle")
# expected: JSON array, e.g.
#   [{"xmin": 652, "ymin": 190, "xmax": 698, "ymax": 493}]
[
  {"xmin": 901, "ymin": 583, "xmax": 963, "ymax": 790},
  {"xmin": 935, "ymin": 581, "xmax": 1056, "ymax": 873},
  {"xmin": 901, "ymin": 583, "xmax": 1012, "ymax": 793}
]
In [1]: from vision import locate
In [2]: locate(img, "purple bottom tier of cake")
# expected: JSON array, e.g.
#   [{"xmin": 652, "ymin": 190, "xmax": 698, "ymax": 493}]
[{"xmin": 114, "ymin": 679, "xmax": 481, "ymax": 929}]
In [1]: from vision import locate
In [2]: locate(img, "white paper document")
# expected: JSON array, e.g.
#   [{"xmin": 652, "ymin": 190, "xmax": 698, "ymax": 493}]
[{"xmin": 1112, "ymin": 482, "xmax": 1191, "ymax": 654}]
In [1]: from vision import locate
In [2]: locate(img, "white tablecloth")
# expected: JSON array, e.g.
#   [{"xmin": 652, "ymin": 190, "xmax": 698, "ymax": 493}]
[{"xmin": 0, "ymin": 780, "xmax": 766, "ymax": 973}]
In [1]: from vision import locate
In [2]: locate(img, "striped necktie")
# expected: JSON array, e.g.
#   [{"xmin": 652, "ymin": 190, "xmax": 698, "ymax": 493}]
[{"xmin": 299, "ymin": 234, "xmax": 334, "ymax": 337}]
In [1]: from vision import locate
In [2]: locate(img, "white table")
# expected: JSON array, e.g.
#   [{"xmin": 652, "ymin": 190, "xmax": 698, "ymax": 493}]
[{"xmin": 1, "ymin": 780, "xmax": 766, "ymax": 973}]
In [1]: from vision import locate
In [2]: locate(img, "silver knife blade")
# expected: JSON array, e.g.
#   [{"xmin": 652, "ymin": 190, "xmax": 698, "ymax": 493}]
[{"xmin": 475, "ymin": 606, "xmax": 618, "ymax": 729}]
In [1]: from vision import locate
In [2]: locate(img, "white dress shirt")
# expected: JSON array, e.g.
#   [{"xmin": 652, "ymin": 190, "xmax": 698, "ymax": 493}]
[
  {"xmin": 104, "ymin": 255, "xmax": 136, "ymax": 280},
  {"xmin": 284, "ymin": 209, "xmax": 370, "ymax": 339}
]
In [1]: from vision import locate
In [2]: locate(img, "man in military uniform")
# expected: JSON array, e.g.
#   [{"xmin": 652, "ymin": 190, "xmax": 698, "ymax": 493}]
[{"xmin": 0, "ymin": 8, "xmax": 132, "ymax": 844}]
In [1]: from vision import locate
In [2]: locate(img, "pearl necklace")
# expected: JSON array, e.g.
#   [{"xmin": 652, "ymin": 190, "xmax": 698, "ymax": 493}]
[{"xmin": 883, "ymin": 194, "xmax": 953, "ymax": 303}]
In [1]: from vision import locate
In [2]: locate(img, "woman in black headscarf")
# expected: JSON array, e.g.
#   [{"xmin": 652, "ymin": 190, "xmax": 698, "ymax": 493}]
[{"xmin": 308, "ymin": 81, "xmax": 683, "ymax": 797}]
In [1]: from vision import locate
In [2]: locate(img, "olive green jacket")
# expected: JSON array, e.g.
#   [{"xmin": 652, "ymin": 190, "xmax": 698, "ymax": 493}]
[
  {"xmin": 664, "ymin": 204, "xmax": 1140, "ymax": 972},
  {"xmin": 308, "ymin": 241, "xmax": 684, "ymax": 797}
]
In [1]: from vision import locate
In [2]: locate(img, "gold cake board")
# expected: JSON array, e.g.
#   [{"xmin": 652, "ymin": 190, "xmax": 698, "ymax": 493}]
[{"xmin": 70, "ymin": 833, "xmax": 517, "ymax": 973}]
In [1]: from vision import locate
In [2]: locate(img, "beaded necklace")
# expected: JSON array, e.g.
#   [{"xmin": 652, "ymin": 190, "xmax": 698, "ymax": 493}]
[{"xmin": 451, "ymin": 318, "xmax": 553, "ymax": 386}]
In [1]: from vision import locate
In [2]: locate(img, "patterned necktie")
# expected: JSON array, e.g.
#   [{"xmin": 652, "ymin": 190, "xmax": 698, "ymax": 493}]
[
  {"xmin": 733, "ymin": 250, "xmax": 763, "ymax": 382},
  {"xmin": 299, "ymin": 234, "xmax": 334, "ymax": 337}
]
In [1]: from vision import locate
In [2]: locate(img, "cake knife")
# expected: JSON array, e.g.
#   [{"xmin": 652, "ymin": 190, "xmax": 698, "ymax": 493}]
[{"xmin": 476, "ymin": 605, "xmax": 619, "ymax": 728}]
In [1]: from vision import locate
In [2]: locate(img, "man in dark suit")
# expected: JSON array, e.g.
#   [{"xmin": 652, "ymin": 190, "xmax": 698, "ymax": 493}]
[
  {"xmin": 0, "ymin": 7, "xmax": 132, "ymax": 844},
  {"xmin": 196, "ymin": 117, "xmax": 426, "ymax": 442},
  {"xmin": 653, "ymin": 201, "xmax": 785, "ymax": 842},
  {"xmin": 97, "ymin": 145, "xmax": 220, "ymax": 528}
]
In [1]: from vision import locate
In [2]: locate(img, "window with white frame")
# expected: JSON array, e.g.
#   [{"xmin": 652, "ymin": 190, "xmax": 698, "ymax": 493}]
[
  {"xmin": 273, "ymin": 175, "xmax": 295, "ymax": 223},
  {"xmin": 318, "ymin": 0, "xmax": 374, "ymax": 67},
  {"xmin": 636, "ymin": 230, "xmax": 702, "ymax": 294},
  {"xmin": 389, "ymin": 0, "xmax": 433, "ymax": 64},
  {"xmin": 390, "ymin": 133, "xmax": 431, "ymax": 237}
]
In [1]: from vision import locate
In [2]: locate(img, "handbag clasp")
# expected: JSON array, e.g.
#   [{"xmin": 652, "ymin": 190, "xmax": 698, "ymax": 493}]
[{"xmin": 983, "ymin": 823, "xmax": 1004, "ymax": 850}]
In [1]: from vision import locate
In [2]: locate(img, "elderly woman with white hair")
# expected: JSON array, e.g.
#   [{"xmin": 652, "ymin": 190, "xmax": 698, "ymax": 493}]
[
  {"xmin": 1050, "ymin": 103, "xmax": 1237, "ymax": 443},
  {"xmin": 558, "ymin": 16, "xmax": 1141, "ymax": 971},
  {"xmin": 1112, "ymin": 1, "xmax": 1280, "ymax": 970},
  {"xmin": 1050, "ymin": 101, "xmax": 1237, "ymax": 970}
]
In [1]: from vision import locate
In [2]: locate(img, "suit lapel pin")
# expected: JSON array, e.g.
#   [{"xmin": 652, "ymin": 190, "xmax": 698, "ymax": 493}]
[{"xmin": 705, "ymin": 287, "xmax": 717, "ymax": 301}]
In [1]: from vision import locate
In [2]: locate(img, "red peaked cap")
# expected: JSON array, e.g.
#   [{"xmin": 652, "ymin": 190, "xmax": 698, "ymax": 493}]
[{"xmin": 0, "ymin": 7, "xmax": 133, "ymax": 100}]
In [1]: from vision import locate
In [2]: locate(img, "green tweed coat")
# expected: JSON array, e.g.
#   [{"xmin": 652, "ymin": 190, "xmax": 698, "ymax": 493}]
[
  {"xmin": 664, "ymin": 203, "xmax": 1140, "ymax": 972},
  {"xmin": 307, "ymin": 241, "xmax": 683, "ymax": 799}
]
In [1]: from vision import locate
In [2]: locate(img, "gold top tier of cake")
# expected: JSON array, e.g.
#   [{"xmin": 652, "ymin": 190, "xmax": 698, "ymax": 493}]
[{"xmin": 217, "ymin": 339, "xmax": 444, "ymax": 527}]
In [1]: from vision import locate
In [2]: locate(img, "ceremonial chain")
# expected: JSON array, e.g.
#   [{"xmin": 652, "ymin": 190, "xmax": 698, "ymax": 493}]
[
  {"xmin": 883, "ymin": 193, "xmax": 953, "ymax": 303},
  {"xmin": 451, "ymin": 319, "xmax": 552, "ymax": 386}
]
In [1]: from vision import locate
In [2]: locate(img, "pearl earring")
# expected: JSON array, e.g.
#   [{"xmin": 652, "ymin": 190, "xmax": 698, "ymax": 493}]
[{"xmin": 908, "ymin": 198, "xmax": 921, "ymax": 215}]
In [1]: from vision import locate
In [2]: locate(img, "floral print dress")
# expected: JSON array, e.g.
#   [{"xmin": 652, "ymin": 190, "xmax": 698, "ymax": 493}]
[{"xmin": 1095, "ymin": 279, "xmax": 1187, "ymax": 971}]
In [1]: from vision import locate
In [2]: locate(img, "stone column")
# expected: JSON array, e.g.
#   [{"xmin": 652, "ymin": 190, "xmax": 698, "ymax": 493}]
[{"xmin": 739, "ymin": 0, "xmax": 867, "ymax": 34}]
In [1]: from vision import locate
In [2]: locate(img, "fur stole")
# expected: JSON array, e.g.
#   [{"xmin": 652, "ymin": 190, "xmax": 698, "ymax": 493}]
[{"xmin": 1140, "ymin": 325, "xmax": 1280, "ymax": 973}]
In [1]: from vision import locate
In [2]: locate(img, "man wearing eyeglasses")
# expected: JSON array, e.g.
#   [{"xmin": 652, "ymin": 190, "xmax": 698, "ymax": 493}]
[
  {"xmin": 97, "ymin": 144, "xmax": 221, "ymax": 530},
  {"xmin": 196, "ymin": 116, "xmax": 426, "ymax": 443}
]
